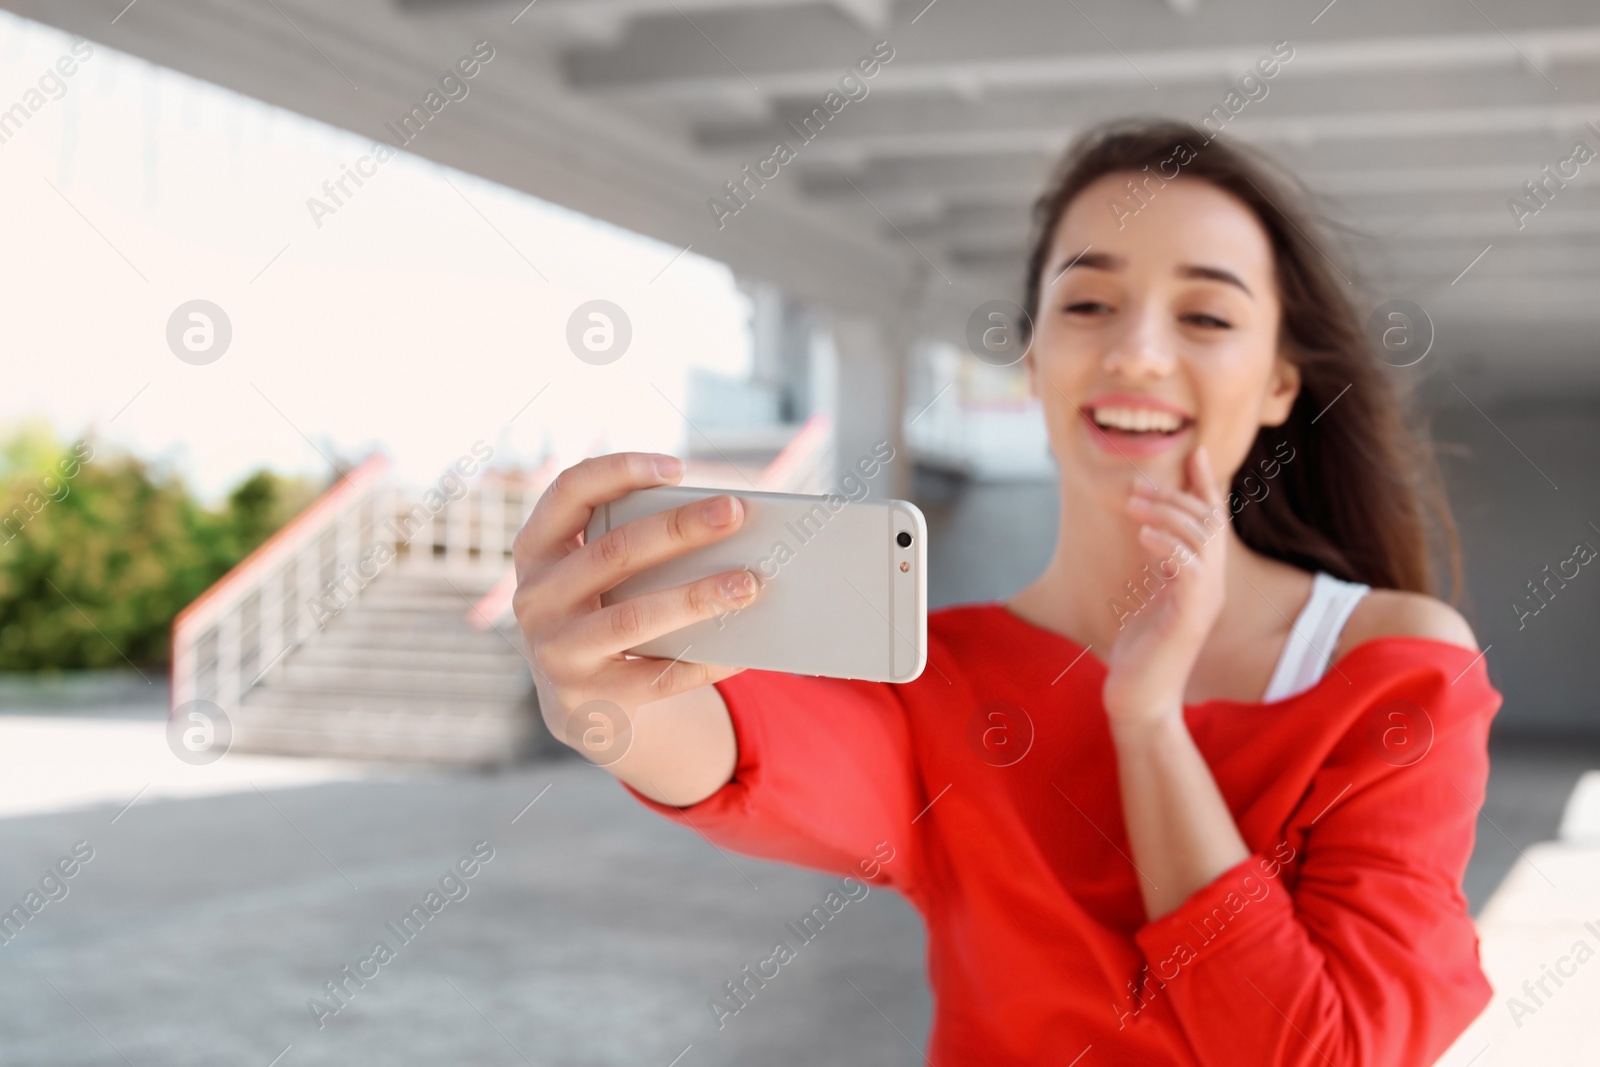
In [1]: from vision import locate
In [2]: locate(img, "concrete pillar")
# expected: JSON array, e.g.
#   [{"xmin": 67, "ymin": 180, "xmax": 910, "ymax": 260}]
[{"xmin": 828, "ymin": 313, "xmax": 911, "ymax": 501}]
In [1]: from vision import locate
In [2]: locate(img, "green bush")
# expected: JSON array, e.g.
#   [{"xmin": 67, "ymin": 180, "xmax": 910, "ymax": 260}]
[{"xmin": 0, "ymin": 424, "xmax": 322, "ymax": 672}]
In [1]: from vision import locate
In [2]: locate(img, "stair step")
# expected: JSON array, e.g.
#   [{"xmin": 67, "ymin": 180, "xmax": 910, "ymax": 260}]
[
  {"xmin": 315, "ymin": 613, "xmax": 514, "ymax": 634},
  {"xmin": 342, "ymin": 591, "xmax": 490, "ymax": 611},
  {"xmin": 222, "ymin": 563, "xmax": 534, "ymax": 765},
  {"xmin": 266, "ymin": 664, "xmax": 528, "ymax": 696},
  {"xmin": 321, "ymin": 612, "xmax": 487, "ymax": 631},
  {"xmin": 234, "ymin": 704, "xmax": 530, "ymax": 729},
  {"xmin": 312, "ymin": 628, "xmax": 520, "ymax": 654},
  {"xmin": 241, "ymin": 686, "xmax": 529, "ymax": 714},
  {"xmin": 365, "ymin": 573, "xmax": 505, "ymax": 594},
  {"xmin": 345, "ymin": 590, "xmax": 501, "ymax": 610},
  {"xmin": 289, "ymin": 645, "xmax": 525, "ymax": 672}
]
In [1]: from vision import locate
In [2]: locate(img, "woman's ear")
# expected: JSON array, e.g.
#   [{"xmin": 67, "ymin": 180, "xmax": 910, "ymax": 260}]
[
  {"xmin": 1260, "ymin": 351, "xmax": 1301, "ymax": 427},
  {"xmin": 1022, "ymin": 338, "xmax": 1038, "ymax": 399}
]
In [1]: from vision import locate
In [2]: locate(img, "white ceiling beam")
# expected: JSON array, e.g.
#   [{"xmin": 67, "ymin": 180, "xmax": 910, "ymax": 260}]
[
  {"xmin": 800, "ymin": 166, "xmax": 1600, "ymax": 212},
  {"xmin": 691, "ymin": 60, "xmax": 1585, "ymax": 153},
  {"xmin": 569, "ymin": 27, "xmax": 1600, "ymax": 101},
  {"xmin": 695, "ymin": 100, "xmax": 1600, "ymax": 163},
  {"xmin": 515, "ymin": 0, "xmax": 893, "ymax": 38},
  {"xmin": 1231, "ymin": 104, "xmax": 1600, "ymax": 146},
  {"xmin": 554, "ymin": 9, "xmax": 634, "ymax": 48},
  {"xmin": 527, "ymin": 0, "xmax": 884, "ymax": 22},
  {"xmin": 1361, "ymin": 209, "xmax": 1600, "ymax": 240},
  {"xmin": 828, "ymin": 0, "xmax": 893, "ymax": 31},
  {"xmin": 1311, "ymin": 165, "xmax": 1600, "ymax": 196}
]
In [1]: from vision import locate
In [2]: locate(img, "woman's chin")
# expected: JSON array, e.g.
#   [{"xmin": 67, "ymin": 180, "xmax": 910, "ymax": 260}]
[{"xmin": 1068, "ymin": 445, "xmax": 1186, "ymax": 486}]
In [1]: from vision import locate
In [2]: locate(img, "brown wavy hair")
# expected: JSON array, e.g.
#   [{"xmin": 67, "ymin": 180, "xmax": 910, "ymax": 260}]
[{"xmin": 1020, "ymin": 118, "xmax": 1462, "ymax": 601}]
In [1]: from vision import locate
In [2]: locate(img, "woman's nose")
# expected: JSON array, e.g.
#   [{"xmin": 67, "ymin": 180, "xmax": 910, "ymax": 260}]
[{"xmin": 1102, "ymin": 305, "xmax": 1174, "ymax": 379}]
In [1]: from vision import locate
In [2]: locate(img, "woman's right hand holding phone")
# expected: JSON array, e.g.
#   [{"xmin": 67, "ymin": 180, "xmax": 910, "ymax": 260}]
[{"xmin": 510, "ymin": 452, "xmax": 760, "ymax": 805}]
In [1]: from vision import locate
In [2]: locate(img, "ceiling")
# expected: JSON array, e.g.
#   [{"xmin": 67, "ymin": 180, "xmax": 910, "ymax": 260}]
[{"xmin": 12, "ymin": 0, "xmax": 1600, "ymax": 397}]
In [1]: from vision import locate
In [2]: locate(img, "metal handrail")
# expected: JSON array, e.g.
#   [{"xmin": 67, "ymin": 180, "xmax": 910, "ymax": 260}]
[{"xmin": 169, "ymin": 454, "xmax": 390, "ymax": 714}]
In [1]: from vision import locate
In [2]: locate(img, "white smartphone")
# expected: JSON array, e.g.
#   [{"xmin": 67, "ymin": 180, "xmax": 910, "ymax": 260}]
[{"xmin": 585, "ymin": 486, "xmax": 927, "ymax": 683}]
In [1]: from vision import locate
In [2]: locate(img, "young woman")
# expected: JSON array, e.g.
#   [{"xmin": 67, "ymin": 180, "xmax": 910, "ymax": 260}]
[{"xmin": 511, "ymin": 119, "xmax": 1500, "ymax": 1066}]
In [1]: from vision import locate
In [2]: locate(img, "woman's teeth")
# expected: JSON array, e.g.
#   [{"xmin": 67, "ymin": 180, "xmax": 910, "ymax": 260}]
[{"xmin": 1090, "ymin": 406, "xmax": 1188, "ymax": 434}]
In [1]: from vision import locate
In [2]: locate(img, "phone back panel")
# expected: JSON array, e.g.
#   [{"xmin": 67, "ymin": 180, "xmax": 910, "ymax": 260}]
[{"xmin": 585, "ymin": 486, "xmax": 926, "ymax": 683}]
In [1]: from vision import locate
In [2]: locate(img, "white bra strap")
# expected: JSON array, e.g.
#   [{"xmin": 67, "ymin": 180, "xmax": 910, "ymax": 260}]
[{"xmin": 1261, "ymin": 572, "xmax": 1371, "ymax": 703}]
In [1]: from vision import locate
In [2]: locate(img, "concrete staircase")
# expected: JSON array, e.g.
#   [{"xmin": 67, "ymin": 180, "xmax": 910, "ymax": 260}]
[
  {"xmin": 233, "ymin": 569, "xmax": 539, "ymax": 765},
  {"xmin": 171, "ymin": 432, "xmax": 832, "ymax": 767}
]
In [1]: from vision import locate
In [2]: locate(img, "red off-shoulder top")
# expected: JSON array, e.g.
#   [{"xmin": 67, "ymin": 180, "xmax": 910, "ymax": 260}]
[{"xmin": 626, "ymin": 602, "xmax": 1500, "ymax": 1066}]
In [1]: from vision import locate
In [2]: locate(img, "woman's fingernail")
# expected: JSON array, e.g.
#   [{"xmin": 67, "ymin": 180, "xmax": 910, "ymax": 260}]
[
  {"xmin": 722, "ymin": 571, "xmax": 757, "ymax": 600},
  {"xmin": 704, "ymin": 495, "xmax": 739, "ymax": 526},
  {"xmin": 654, "ymin": 455, "xmax": 684, "ymax": 481}
]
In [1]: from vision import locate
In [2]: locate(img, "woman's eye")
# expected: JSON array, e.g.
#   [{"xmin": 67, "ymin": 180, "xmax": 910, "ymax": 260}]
[
  {"xmin": 1183, "ymin": 313, "xmax": 1232, "ymax": 329},
  {"xmin": 1063, "ymin": 301, "xmax": 1111, "ymax": 315}
]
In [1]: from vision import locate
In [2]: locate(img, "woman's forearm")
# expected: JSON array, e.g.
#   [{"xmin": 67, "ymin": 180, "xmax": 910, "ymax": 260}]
[{"xmin": 1110, "ymin": 710, "xmax": 1249, "ymax": 921}]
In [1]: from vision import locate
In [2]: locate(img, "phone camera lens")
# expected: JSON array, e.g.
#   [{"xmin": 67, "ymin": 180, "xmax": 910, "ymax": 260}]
[{"xmin": 896, "ymin": 531, "xmax": 913, "ymax": 548}]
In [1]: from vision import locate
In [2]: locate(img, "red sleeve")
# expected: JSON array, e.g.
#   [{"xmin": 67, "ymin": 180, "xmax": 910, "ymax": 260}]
[
  {"xmin": 1132, "ymin": 643, "xmax": 1499, "ymax": 1067},
  {"xmin": 621, "ymin": 669, "xmax": 924, "ymax": 893}
]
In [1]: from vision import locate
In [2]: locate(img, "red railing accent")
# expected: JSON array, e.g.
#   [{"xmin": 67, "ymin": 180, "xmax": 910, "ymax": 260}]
[{"xmin": 171, "ymin": 454, "xmax": 389, "ymax": 639}]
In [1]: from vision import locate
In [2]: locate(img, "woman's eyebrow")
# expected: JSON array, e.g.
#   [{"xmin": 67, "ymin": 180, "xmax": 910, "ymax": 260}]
[
  {"xmin": 1054, "ymin": 248, "xmax": 1119, "ymax": 277},
  {"xmin": 1047, "ymin": 251, "xmax": 1255, "ymax": 300},
  {"xmin": 1177, "ymin": 263, "xmax": 1253, "ymax": 299},
  {"xmin": 1047, "ymin": 247, "xmax": 1117, "ymax": 289}
]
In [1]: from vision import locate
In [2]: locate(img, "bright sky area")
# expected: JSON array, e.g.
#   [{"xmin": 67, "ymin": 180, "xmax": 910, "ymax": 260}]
[{"xmin": 0, "ymin": 10, "xmax": 752, "ymax": 501}]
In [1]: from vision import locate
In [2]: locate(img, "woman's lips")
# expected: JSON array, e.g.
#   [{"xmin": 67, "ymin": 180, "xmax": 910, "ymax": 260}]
[{"xmin": 1079, "ymin": 407, "xmax": 1192, "ymax": 457}]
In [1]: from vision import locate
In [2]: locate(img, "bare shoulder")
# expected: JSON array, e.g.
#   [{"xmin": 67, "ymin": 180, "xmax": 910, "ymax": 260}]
[{"xmin": 1335, "ymin": 588, "xmax": 1479, "ymax": 658}]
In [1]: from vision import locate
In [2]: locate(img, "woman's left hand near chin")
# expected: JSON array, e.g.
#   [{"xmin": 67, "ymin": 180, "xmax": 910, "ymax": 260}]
[{"xmin": 1102, "ymin": 444, "xmax": 1231, "ymax": 728}]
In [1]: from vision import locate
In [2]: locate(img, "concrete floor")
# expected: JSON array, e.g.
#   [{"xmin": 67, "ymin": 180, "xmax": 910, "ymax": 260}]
[
  {"xmin": 0, "ymin": 735, "xmax": 931, "ymax": 1067},
  {"xmin": 1463, "ymin": 732, "xmax": 1600, "ymax": 911}
]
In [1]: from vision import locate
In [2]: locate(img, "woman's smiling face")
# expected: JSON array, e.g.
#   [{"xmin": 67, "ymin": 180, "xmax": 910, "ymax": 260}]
[{"xmin": 1026, "ymin": 172, "xmax": 1301, "ymax": 503}]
